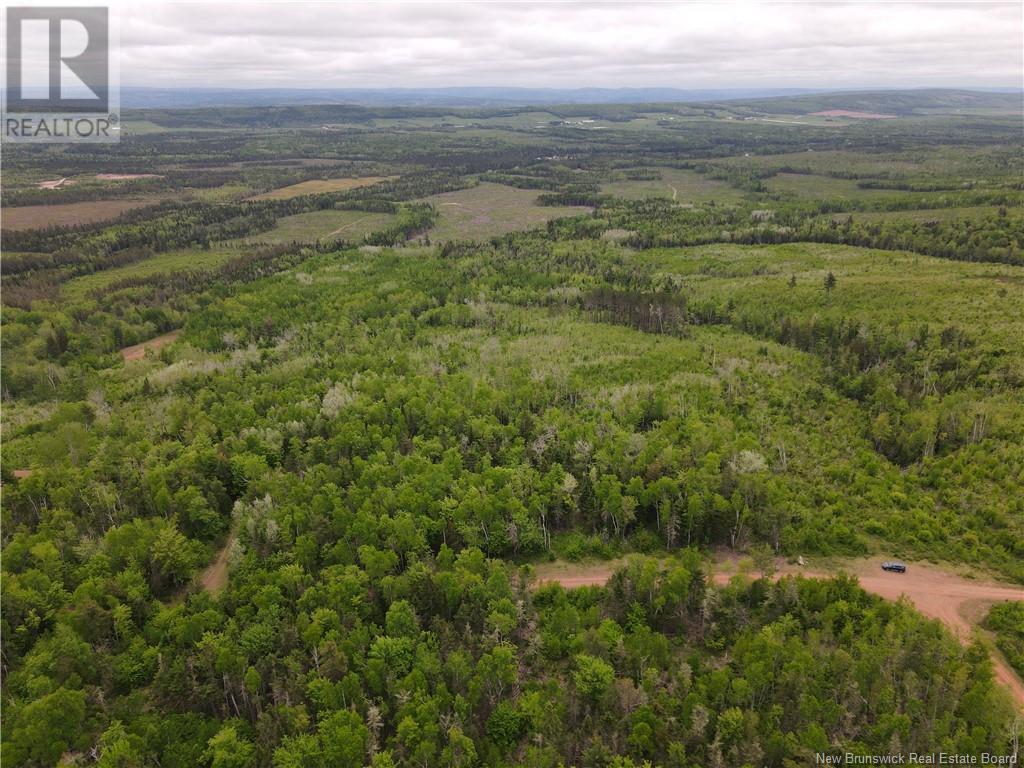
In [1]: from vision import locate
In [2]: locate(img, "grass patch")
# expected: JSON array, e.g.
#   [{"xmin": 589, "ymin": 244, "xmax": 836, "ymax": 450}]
[
  {"xmin": 248, "ymin": 176, "xmax": 393, "ymax": 200},
  {"xmin": 424, "ymin": 182, "xmax": 589, "ymax": 241},
  {"xmin": 62, "ymin": 246, "xmax": 243, "ymax": 296},
  {"xmin": 601, "ymin": 167, "xmax": 745, "ymax": 203},
  {"xmin": 764, "ymin": 173, "xmax": 894, "ymax": 200},
  {"xmin": 826, "ymin": 205, "xmax": 1024, "ymax": 224},
  {"xmin": 238, "ymin": 209, "xmax": 397, "ymax": 245},
  {"xmin": 641, "ymin": 242, "xmax": 1024, "ymax": 357}
]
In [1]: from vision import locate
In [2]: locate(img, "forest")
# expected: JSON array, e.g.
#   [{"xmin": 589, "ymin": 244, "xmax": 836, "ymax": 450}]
[{"xmin": 2, "ymin": 90, "xmax": 1023, "ymax": 766}]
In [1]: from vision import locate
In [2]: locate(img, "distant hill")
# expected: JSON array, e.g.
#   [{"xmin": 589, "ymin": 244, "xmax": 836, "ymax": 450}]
[
  {"xmin": 714, "ymin": 88, "xmax": 1023, "ymax": 116},
  {"xmin": 120, "ymin": 86, "xmax": 841, "ymax": 109}
]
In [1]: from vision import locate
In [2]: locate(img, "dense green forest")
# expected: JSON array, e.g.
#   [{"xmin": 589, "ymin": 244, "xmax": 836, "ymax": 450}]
[{"xmin": 2, "ymin": 92, "xmax": 1023, "ymax": 766}]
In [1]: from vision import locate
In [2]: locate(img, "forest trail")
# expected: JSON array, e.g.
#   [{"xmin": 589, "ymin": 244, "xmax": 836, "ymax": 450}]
[
  {"xmin": 200, "ymin": 535, "xmax": 234, "ymax": 594},
  {"xmin": 121, "ymin": 330, "xmax": 181, "ymax": 361},
  {"xmin": 533, "ymin": 555, "xmax": 1024, "ymax": 709}
]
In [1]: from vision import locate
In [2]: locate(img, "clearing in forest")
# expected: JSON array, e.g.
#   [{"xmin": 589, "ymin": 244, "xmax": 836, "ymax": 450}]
[
  {"xmin": 239, "ymin": 209, "xmax": 397, "ymax": 244},
  {"xmin": 764, "ymin": 172, "xmax": 894, "ymax": 200},
  {"xmin": 811, "ymin": 109, "xmax": 898, "ymax": 119},
  {"xmin": 0, "ymin": 198, "xmax": 160, "ymax": 231},
  {"xmin": 600, "ymin": 167, "xmax": 742, "ymax": 203},
  {"xmin": 248, "ymin": 176, "xmax": 392, "ymax": 200},
  {"xmin": 38, "ymin": 178, "xmax": 73, "ymax": 189},
  {"xmin": 63, "ymin": 247, "xmax": 242, "ymax": 297},
  {"xmin": 95, "ymin": 173, "xmax": 164, "ymax": 181},
  {"xmin": 423, "ymin": 182, "xmax": 589, "ymax": 241}
]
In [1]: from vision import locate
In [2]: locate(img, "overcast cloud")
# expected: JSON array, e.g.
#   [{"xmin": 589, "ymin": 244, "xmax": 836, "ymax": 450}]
[{"xmin": 108, "ymin": 1, "xmax": 1022, "ymax": 89}]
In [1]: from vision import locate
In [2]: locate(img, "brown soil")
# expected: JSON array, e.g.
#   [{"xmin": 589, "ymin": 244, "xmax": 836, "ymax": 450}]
[
  {"xmin": 120, "ymin": 330, "xmax": 181, "ymax": 361},
  {"xmin": 534, "ymin": 559, "xmax": 623, "ymax": 589},
  {"xmin": 200, "ymin": 536, "xmax": 234, "ymax": 594},
  {"xmin": 532, "ymin": 554, "xmax": 1024, "ymax": 709}
]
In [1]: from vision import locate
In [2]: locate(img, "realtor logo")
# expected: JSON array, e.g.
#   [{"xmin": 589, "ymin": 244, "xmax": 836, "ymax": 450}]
[{"xmin": 3, "ymin": 6, "xmax": 118, "ymax": 142}]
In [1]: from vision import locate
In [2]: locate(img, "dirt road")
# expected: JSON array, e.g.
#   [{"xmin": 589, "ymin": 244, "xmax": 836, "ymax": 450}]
[
  {"xmin": 534, "ymin": 560, "xmax": 622, "ymax": 589},
  {"xmin": 200, "ymin": 535, "xmax": 234, "ymax": 594},
  {"xmin": 533, "ymin": 555, "xmax": 1024, "ymax": 709},
  {"xmin": 121, "ymin": 330, "xmax": 181, "ymax": 361}
]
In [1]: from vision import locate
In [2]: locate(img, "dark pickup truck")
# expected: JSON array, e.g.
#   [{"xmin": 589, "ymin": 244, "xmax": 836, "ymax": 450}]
[{"xmin": 881, "ymin": 561, "xmax": 907, "ymax": 573}]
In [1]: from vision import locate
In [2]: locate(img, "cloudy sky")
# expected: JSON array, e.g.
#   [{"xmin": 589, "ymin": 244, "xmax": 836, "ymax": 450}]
[{"xmin": 108, "ymin": 1, "xmax": 1022, "ymax": 89}]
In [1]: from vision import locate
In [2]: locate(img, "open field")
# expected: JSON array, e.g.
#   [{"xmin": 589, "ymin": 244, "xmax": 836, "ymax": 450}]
[
  {"xmin": 711, "ymin": 145, "xmax": 1023, "ymax": 180},
  {"xmin": 247, "ymin": 176, "xmax": 392, "ymax": 200},
  {"xmin": 95, "ymin": 173, "xmax": 164, "ymax": 181},
  {"xmin": 186, "ymin": 183, "xmax": 255, "ymax": 202},
  {"xmin": 826, "ymin": 204, "xmax": 1024, "ymax": 224},
  {"xmin": 238, "ymin": 208, "xmax": 396, "ymax": 244},
  {"xmin": 0, "ymin": 198, "xmax": 160, "ymax": 231},
  {"xmin": 764, "ymin": 172, "xmax": 896, "ymax": 199},
  {"xmin": 640, "ymin": 242, "xmax": 1024, "ymax": 354},
  {"xmin": 811, "ymin": 109, "xmax": 897, "ymax": 119},
  {"xmin": 600, "ymin": 167, "xmax": 744, "ymax": 202},
  {"xmin": 423, "ymin": 182, "xmax": 589, "ymax": 240}
]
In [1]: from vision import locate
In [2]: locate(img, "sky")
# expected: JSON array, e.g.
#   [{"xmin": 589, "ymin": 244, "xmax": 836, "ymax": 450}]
[{"xmin": 101, "ymin": 1, "xmax": 1024, "ymax": 89}]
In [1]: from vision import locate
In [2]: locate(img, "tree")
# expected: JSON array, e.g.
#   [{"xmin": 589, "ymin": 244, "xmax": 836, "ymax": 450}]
[
  {"xmin": 824, "ymin": 271, "xmax": 837, "ymax": 293},
  {"xmin": 2, "ymin": 687, "xmax": 86, "ymax": 766},
  {"xmin": 318, "ymin": 710, "xmax": 370, "ymax": 768},
  {"xmin": 385, "ymin": 599, "xmax": 419, "ymax": 639},
  {"xmin": 95, "ymin": 721, "xmax": 145, "ymax": 768},
  {"xmin": 572, "ymin": 653, "xmax": 615, "ymax": 704},
  {"xmin": 206, "ymin": 725, "xmax": 256, "ymax": 768}
]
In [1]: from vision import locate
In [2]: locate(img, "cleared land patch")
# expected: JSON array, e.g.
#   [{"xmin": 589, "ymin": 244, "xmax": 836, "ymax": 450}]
[
  {"xmin": 811, "ymin": 109, "xmax": 897, "ymax": 119},
  {"xmin": 826, "ymin": 205, "xmax": 1024, "ymax": 224},
  {"xmin": 765, "ymin": 172, "xmax": 894, "ymax": 200},
  {"xmin": 248, "ymin": 176, "xmax": 392, "ymax": 201},
  {"xmin": 239, "ymin": 209, "xmax": 396, "ymax": 244},
  {"xmin": 95, "ymin": 173, "xmax": 164, "ymax": 181},
  {"xmin": 121, "ymin": 330, "xmax": 181, "ymax": 362},
  {"xmin": 1, "ymin": 199, "xmax": 159, "ymax": 231},
  {"xmin": 38, "ymin": 178, "xmax": 74, "ymax": 190},
  {"xmin": 601, "ymin": 167, "xmax": 743, "ymax": 203},
  {"xmin": 641, "ymin": 242, "xmax": 1024, "ymax": 361},
  {"xmin": 423, "ymin": 182, "xmax": 589, "ymax": 241},
  {"xmin": 63, "ymin": 246, "xmax": 243, "ymax": 297}
]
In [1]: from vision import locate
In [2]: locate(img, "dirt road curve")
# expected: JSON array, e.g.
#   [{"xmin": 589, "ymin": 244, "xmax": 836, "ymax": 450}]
[{"xmin": 533, "ymin": 556, "xmax": 1024, "ymax": 710}]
